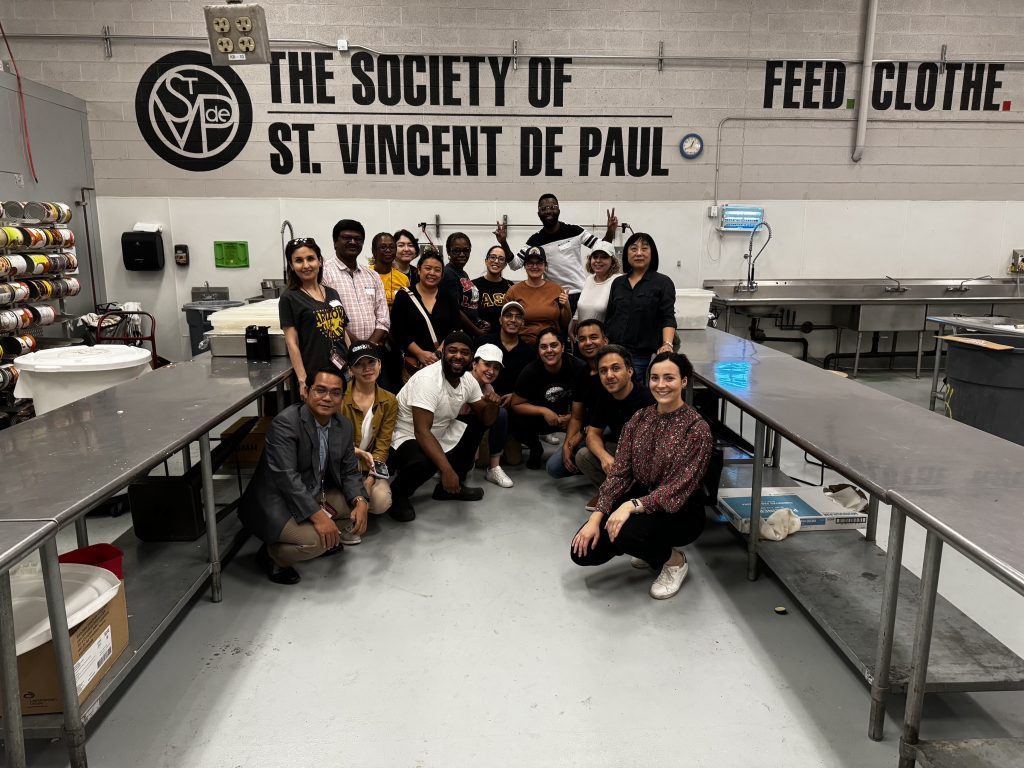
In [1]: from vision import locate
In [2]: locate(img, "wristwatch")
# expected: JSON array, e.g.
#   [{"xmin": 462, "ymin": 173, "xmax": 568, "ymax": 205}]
[
  {"xmin": 629, "ymin": 498, "xmax": 643, "ymax": 511},
  {"xmin": 351, "ymin": 495, "xmax": 369, "ymax": 507}
]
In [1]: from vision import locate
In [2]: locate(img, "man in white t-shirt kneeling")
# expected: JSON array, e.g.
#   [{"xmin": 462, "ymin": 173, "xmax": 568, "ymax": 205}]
[{"xmin": 389, "ymin": 331, "xmax": 501, "ymax": 522}]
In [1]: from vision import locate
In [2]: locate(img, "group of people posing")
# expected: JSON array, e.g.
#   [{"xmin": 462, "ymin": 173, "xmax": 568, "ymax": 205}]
[{"xmin": 239, "ymin": 195, "xmax": 714, "ymax": 602}]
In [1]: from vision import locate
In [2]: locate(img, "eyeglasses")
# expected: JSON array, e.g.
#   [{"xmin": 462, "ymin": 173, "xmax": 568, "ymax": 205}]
[
  {"xmin": 485, "ymin": 254, "xmax": 506, "ymax": 262},
  {"xmin": 337, "ymin": 234, "xmax": 364, "ymax": 243},
  {"xmin": 524, "ymin": 259, "xmax": 545, "ymax": 266},
  {"xmin": 538, "ymin": 205, "xmax": 559, "ymax": 212},
  {"xmin": 288, "ymin": 237, "xmax": 317, "ymax": 247},
  {"xmin": 448, "ymin": 247, "xmax": 471, "ymax": 256},
  {"xmin": 310, "ymin": 385, "xmax": 344, "ymax": 399},
  {"xmin": 376, "ymin": 244, "xmax": 396, "ymax": 252}
]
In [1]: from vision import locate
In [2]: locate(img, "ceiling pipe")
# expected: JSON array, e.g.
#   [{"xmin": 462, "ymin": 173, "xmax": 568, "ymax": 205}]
[{"xmin": 851, "ymin": 0, "xmax": 880, "ymax": 163}]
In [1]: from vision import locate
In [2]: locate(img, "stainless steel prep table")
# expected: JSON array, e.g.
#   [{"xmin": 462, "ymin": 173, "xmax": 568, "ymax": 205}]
[
  {"xmin": 0, "ymin": 521, "xmax": 59, "ymax": 768},
  {"xmin": 703, "ymin": 278, "xmax": 1024, "ymax": 377},
  {"xmin": 682, "ymin": 328, "xmax": 1024, "ymax": 742},
  {"xmin": 887, "ymin": 489, "xmax": 1024, "ymax": 768},
  {"xmin": 0, "ymin": 355, "xmax": 293, "ymax": 768},
  {"xmin": 926, "ymin": 315, "xmax": 1024, "ymax": 412}
]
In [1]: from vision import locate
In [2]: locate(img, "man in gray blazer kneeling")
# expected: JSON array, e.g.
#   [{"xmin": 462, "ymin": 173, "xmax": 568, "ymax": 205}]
[{"xmin": 239, "ymin": 368, "xmax": 370, "ymax": 585}]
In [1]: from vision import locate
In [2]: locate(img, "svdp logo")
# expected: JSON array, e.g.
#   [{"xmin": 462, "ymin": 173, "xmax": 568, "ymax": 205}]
[{"xmin": 135, "ymin": 51, "xmax": 252, "ymax": 172}]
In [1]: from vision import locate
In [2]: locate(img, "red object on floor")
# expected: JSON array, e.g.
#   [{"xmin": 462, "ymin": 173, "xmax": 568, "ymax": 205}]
[{"xmin": 58, "ymin": 544, "xmax": 124, "ymax": 580}]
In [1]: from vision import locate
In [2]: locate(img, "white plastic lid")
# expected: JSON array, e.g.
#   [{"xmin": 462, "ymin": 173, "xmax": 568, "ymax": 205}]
[
  {"xmin": 14, "ymin": 344, "xmax": 152, "ymax": 373},
  {"xmin": 675, "ymin": 288, "xmax": 714, "ymax": 296}
]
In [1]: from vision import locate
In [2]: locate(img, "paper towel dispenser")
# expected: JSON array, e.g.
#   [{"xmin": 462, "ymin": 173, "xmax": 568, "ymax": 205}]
[{"xmin": 121, "ymin": 231, "xmax": 165, "ymax": 271}]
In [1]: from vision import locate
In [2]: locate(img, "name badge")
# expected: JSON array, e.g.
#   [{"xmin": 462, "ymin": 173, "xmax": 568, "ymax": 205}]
[
  {"xmin": 557, "ymin": 241, "xmax": 571, "ymax": 251},
  {"xmin": 329, "ymin": 299, "xmax": 342, "ymax": 308},
  {"xmin": 364, "ymin": 287, "xmax": 376, "ymax": 296}
]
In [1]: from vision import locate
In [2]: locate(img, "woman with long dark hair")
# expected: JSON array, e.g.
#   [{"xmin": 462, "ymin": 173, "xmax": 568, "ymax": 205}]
[
  {"xmin": 279, "ymin": 237, "xmax": 350, "ymax": 398},
  {"xmin": 603, "ymin": 232, "xmax": 676, "ymax": 383},
  {"xmin": 570, "ymin": 352, "xmax": 712, "ymax": 600},
  {"xmin": 389, "ymin": 248, "xmax": 461, "ymax": 380}
]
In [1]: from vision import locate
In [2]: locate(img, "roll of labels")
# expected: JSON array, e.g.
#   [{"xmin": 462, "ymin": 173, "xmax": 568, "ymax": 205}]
[{"xmin": 0, "ymin": 202, "xmax": 77, "ymax": 362}]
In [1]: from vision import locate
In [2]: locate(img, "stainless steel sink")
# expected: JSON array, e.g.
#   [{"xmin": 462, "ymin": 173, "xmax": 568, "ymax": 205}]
[
  {"xmin": 181, "ymin": 300, "xmax": 245, "ymax": 312},
  {"xmin": 704, "ymin": 278, "xmax": 1024, "ymax": 305}
]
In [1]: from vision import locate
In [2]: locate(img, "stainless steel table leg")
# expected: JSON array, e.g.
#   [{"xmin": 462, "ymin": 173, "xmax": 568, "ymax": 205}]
[
  {"xmin": 914, "ymin": 330, "xmax": 924, "ymax": 379},
  {"xmin": 724, "ymin": 306, "xmax": 731, "ymax": 333},
  {"xmin": 0, "ymin": 571, "xmax": 26, "ymax": 768},
  {"xmin": 39, "ymin": 539, "xmax": 88, "ymax": 768},
  {"xmin": 834, "ymin": 328, "xmax": 843, "ymax": 369},
  {"xmin": 747, "ymin": 420, "xmax": 766, "ymax": 581},
  {"xmin": 275, "ymin": 381, "xmax": 285, "ymax": 412},
  {"xmin": 770, "ymin": 430, "xmax": 782, "ymax": 468},
  {"xmin": 864, "ymin": 494, "xmax": 879, "ymax": 543},
  {"xmin": 199, "ymin": 433, "xmax": 223, "ymax": 603},
  {"xmin": 928, "ymin": 324, "xmax": 945, "ymax": 412},
  {"xmin": 182, "ymin": 442, "xmax": 192, "ymax": 472},
  {"xmin": 685, "ymin": 376, "xmax": 694, "ymax": 406},
  {"xmin": 852, "ymin": 332, "xmax": 863, "ymax": 378},
  {"xmin": 74, "ymin": 517, "xmax": 89, "ymax": 548},
  {"xmin": 897, "ymin": 531, "xmax": 943, "ymax": 768},
  {"xmin": 868, "ymin": 505, "xmax": 907, "ymax": 741}
]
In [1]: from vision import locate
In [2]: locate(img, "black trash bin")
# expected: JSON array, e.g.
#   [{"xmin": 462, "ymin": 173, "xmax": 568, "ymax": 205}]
[
  {"xmin": 946, "ymin": 333, "xmax": 1024, "ymax": 446},
  {"xmin": 181, "ymin": 300, "xmax": 244, "ymax": 356}
]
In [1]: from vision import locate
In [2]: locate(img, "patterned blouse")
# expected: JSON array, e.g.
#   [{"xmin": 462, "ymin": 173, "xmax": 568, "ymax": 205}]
[{"xmin": 596, "ymin": 403, "xmax": 713, "ymax": 515}]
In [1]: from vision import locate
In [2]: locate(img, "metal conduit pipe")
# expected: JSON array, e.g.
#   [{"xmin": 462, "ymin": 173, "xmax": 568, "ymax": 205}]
[
  {"xmin": 852, "ymin": 0, "xmax": 880, "ymax": 162},
  {"xmin": 7, "ymin": 31, "xmax": 1024, "ymax": 66}
]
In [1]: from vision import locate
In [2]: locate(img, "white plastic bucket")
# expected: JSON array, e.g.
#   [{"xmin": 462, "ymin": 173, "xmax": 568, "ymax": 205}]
[
  {"xmin": 675, "ymin": 288, "xmax": 714, "ymax": 330},
  {"xmin": 14, "ymin": 344, "xmax": 152, "ymax": 415}
]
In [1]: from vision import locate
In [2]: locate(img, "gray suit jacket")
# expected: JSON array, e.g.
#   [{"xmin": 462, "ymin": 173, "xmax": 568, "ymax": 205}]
[{"xmin": 239, "ymin": 403, "xmax": 365, "ymax": 544}]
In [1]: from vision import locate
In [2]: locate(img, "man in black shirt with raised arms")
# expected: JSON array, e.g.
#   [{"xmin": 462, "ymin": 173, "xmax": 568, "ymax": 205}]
[{"xmin": 495, "ymin": 194, "xmax": 618, "ymax": 312}]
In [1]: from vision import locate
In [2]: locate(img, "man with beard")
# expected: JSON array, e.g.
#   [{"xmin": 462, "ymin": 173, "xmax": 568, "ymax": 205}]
[
  {"xmin": 494, "ymin": 193, "xmax": 618, "ymax": 312},
  {"xmin": 577, "ymin": 344, "xmax": 655, "ymax": 510},
  {"xmin": 389, "ymin": 332, "xmax": 501, "ymax": 521}
]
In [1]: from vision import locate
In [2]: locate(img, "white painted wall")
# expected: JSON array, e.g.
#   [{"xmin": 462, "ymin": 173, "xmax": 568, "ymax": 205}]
[{"xmin": 98, "ymin": 195, "xmax": 1022, "ymax": 360}]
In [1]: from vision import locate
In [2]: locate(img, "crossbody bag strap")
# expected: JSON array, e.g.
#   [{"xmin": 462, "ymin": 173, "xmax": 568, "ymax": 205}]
[{"xmin": 401, "ymin": 287, "xmax": 439, "ymax": 348}]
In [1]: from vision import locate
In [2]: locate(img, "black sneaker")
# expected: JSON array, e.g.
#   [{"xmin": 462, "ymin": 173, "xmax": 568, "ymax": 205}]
[
  {"xmin": 256, "ymin": 544, "xmax": 301, "ymax": 585},
  {"xmin": 432, "ymin": 484, "xmax": 485, "ymax": 501},
  {"xmin": 388, "ymin": 496, "xmax": 416, "ymax": 522},
  {"xmin": 525, "ymin": 442, "xmax": 544, "ymax": 470}
]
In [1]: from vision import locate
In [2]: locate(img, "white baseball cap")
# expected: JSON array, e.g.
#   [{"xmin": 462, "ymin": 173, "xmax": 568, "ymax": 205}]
[{"xmin": 474, "ymin": 343, "xmax": 504, "ymax": 366}]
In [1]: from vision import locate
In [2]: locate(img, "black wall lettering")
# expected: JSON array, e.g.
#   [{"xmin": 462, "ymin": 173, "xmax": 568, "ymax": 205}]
[
  {"xmin": 314, "ymin": 52, "xmax": 335, "ymax": 104},
  {"xmin": 823, "ymin": 63, "xmax": 845, "ymax": 108},
  {"xmin": 984, "ymin": 64, "xmax": 1005, "ymax": 111},
  {"xmin": 378, "ymin": 55, "xmax": 402, "ymax": 107},
  {"xmin": 764, "ymin": 61, "xmax": 782, "ymax": 108},
  {"xmin": 403, "ymin": 57, "xmax": 427, "ymax": 107},
  {"xmin": 379, "ymin": 127, "xmax": 404, "ymax": 174},
  {"xmin": 351, "ymin": 52, "xmax": 375, "ymax": 106},
  {"xmin": 480, "ymin": 126, "xmax": 501, "ymax": 176},
  {"xmin": 269, "ymin": 123, "xmax": 292, "ymax": 174},
  {"xmin": 464, "ymin": 56, "xmax": 484, "ymax": 106},
  {"xmin": 915, "ymin": 63, "xmax": 938, "ymax": 110},
  {"xmin": 872, "ymin": 63, "xmax": 895, "ymax": 110},
  {"xmin": 960, "ymin": 63, "xmax": 984, "ymax": 111},
  {"xmin": 270, "ymin": 52, "xmax": 287, "ymax": 104},
  {"xmin": 783, "ymin": 61, "xmax": 801, "ymax": 108},
  {"xmin": 336, "ymin": 125, "xmax": 361, "ymax": 174},
  {"xmin": 803, "ymin": 61, "xmax": 822, "ymax": 109},
  {"xmin": 489, "ymin": 57, "xmax": 511, "ymax": 107},
  {"xmin": 601, "ymin": 128, "xmax": 625, "ymax": 176},
  {"xmin": 579, "ymin": 127, "xmax": 602, "ymax": 175},
  {"xmin": 528, "ymin": 58, "xmax": 552, "ymax": 108},
  {"xmin": 431, "ymin": 125, "xmax": 451, "ymax": 176},
  {"xmin": 521, "ymin": 127, "xmax": 543, "ymax": 176},
  {"xmin": 894, "ymin": 63, "xmax": 912, "ymax": 110},
  {"xmin": 942, "ymin": 63, "xmax": 961, "ymax": 110},
  {"xmin": 407, "ymin": 125, "xmax": 430, "ymax": 176}
]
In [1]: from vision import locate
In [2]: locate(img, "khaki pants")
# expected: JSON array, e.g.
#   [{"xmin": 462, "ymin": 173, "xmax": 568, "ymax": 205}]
[
  {"xmin": 576, "ymin": 442, "xmax": 617, "ymax": 489},
  {"xmin": 267, "ymin": 484, "xmax": 389, "ymax": 567}
]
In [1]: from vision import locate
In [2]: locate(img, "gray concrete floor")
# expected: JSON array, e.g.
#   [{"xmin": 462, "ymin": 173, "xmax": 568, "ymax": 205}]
[{"xmin": 24, "ymin": 365, "xmax": 1024, "ymax": 767}]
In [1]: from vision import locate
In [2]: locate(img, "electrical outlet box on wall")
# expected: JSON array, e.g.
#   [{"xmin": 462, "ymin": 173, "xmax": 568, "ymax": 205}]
[{"xmin": 204, "ymin": 4, "xmax": 271, "ymax": 66}]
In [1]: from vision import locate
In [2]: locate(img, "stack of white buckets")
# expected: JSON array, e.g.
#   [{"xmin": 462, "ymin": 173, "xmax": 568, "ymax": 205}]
[{"xmin": 14, "ymin": 345, "xmax": 152, "ymax": 415}]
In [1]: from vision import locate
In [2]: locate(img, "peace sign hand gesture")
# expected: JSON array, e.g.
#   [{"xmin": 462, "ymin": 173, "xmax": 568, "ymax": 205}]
[{"xmin": 493, "ymin": 220, "xmax": 508, "ymax": 244}]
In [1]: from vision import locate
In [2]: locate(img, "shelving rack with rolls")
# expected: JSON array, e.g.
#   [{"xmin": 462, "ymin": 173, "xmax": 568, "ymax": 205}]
[{"xmin": 0, "ymin": 200, "xmax": 82, "ymax": 429}]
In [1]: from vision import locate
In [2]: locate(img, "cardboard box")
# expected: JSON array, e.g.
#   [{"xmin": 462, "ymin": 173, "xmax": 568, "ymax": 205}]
[
  {"xmin": 221, "ymin": 415, "xmax": 272, "ymax": 468},
  {"xmin": 718, "ymin": 486, "xmax": 868, "ymax": 534},
  {"xmin": 5, "ymin": 582, "xmax": 129, "ymax": 716}
]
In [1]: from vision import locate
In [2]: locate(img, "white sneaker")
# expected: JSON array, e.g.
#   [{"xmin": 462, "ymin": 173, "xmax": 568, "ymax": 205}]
[
  {"xmin": 542, "ymin": 433, "xmax": 561, "ymax": 444},
  {"xmin": 630, "ymin": 557, "xmax": 653, "ymax": 570},
  {"xmin": 649, "ymin": 553, "xmax": 688, "ymax": 599},
  {"xmin": 485, "ymin": 466, "xmax": 514, "ymax": 488}
]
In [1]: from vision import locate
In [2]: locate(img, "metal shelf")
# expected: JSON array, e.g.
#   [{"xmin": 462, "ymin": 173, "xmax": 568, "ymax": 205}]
[
  {"xmin": 912, "ymin": 738, "xmax": 1024, "ymax": 768},
  {"xmin": 17, "ymin": 514, "xmax": 250, "ymax": 738}
]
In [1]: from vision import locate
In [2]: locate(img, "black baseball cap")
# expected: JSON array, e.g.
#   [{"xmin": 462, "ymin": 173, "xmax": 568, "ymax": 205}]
[
  {"xmin": 524, "ymin": 246, "xmax": 546, "ymax": 263},
  {"xmin": 349, "ymin": 341, "xmax": 381, "ymax": 364}
]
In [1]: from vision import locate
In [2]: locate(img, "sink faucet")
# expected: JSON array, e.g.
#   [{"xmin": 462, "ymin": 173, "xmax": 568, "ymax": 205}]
[
  {"xmin": 883, "ymin": 275, "xmax": 908, "ymax": 293},
  {"xmin": 737, "ymin": 220, "xmax": 772, "ymax": 293},
  {"xmin": 280, "ymin": 220, "xmax": 295, "ymax": 281},
  {"xmin": 946, "ymin": 274, "xmax": 992, "ymax": 293}
]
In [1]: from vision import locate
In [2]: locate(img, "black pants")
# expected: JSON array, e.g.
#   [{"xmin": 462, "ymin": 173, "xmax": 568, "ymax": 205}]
[
  {"xmin": 390, "ymin": 417, "xmax": 485, "ymax": 500},
  {"xmin": 509, "ymin": 412, "xmax": 560, "ymax": 452},
  {"xmin": 570, "ymin": 487, "xmax": 706, "ymax": 570}
]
